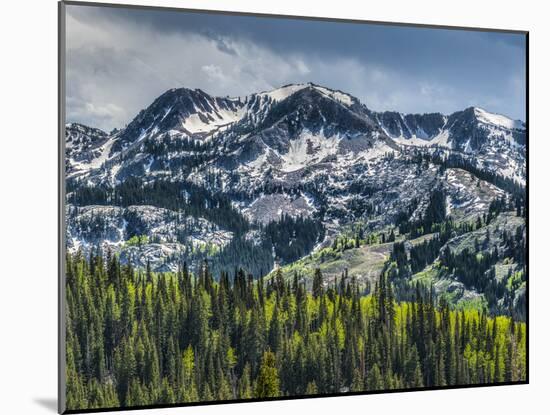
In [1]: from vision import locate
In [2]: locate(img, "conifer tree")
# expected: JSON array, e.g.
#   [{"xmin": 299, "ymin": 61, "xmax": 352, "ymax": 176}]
[{"xmin": 255, "ymin": 350, "xmax": 280, "ymax": 398}]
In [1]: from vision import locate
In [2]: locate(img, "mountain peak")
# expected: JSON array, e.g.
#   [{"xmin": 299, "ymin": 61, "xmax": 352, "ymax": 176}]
[
  {"xmin": 257, "ymin": 83, "xmax": 357, "ymax": 108},
  {"xmin": 66, "ymin": 122, "xmax": 107, "ymax": 136},
  {"xmin": 113, "ymin": 86, "xmax": 245, "ymax": 151},
  {"xmin": 473, "ymin": 107, "xmax": 525, "ymax": 130},
  {"xmin": 257, "ymin": 83, "xmax": 310, "ymax": 102},
  {"xmin": 253, "ymin": 83, "xmax": 376, "ymax": 138}
]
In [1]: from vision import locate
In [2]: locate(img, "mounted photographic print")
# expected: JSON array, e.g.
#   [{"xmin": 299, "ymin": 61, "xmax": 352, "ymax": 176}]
[{"xmin": 58, "ymin": 1, "xmax": 528, "ymax": 413}]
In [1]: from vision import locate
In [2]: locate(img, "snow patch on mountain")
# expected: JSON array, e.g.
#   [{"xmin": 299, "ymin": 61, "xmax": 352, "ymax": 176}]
[
  {"xmin": 243, "ymin": 193, "xmax": 316, "ymax": 224},
  {"xmin": 314, "ymin": 85, "xmax": 354, "ymax": 106},
  {"xmin": 354, "ymin": 140, "xmax": 396, "ymax": 161},
  {"xmin": 258, "ymin": 83, "xmax": 354, "ymax": 107},
  {"xmin": 182, "ymin": 102, "xmax": 245, "ymax": 133},
  {"xmin": 280, "ymin": 130, "xmax": 342, "ymax": 172},
  {"xmin": 444, "ymin": 168, "xmax": 505, "ymax": 218},
  {"xmin": 474, "ymin": 107, "xmax": 525, "ymax": 130},
  {"xmin": 261, "ymin": 84, "xmax": 310, "ymax": 102},
  {"xmin": 393, "ymin": 129, "xmax": 450, "ymax": 148}
]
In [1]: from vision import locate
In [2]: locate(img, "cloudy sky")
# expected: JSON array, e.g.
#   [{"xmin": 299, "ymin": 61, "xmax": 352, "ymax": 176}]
[{"xmin": 65, "ymin": 4, "xmax": 526, "ymax": 132}]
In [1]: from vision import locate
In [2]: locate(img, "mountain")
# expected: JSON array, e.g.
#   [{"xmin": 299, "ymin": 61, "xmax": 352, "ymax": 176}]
[
  {"xmin": 113, "ymin": 87, "xmax": 246, "ymax": 152},
  {"xmin": 65, "ymin": 82, "xmax": 527, "ymax": 318},
  {"xmin": 374, "ymin": 106, "xmax": 526, "ymax": 184},
  {"xmin": 65, "ymin": 123, "xmax": 110, "ymax": 176},
  {"xmin": 373, "ymin": 106, "xmax": 525, "ymax": 148}
]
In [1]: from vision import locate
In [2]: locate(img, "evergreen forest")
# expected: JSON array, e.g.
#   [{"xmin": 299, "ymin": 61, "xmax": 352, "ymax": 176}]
[{"xmin": 65, "ymin": 251, "xmax": 526, "ymax": 411}]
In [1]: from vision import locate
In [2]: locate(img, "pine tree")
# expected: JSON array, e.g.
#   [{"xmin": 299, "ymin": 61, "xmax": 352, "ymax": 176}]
[
  {"xmin": 367, "ymin": 363, "xmax": 383, "ymax": 390},
  {"xmin": 312, "ymin": 268, "xmax": 324, "ymax": 299},
  {"xmin": 255, "ymin": 350, "xmax": 280, "ymax": 398}
]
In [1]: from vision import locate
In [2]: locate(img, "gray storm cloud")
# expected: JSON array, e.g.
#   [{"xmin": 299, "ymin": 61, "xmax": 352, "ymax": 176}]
[{"xmin": 65, "ymin": 5, "xmax": 526, "ymax": 132}]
